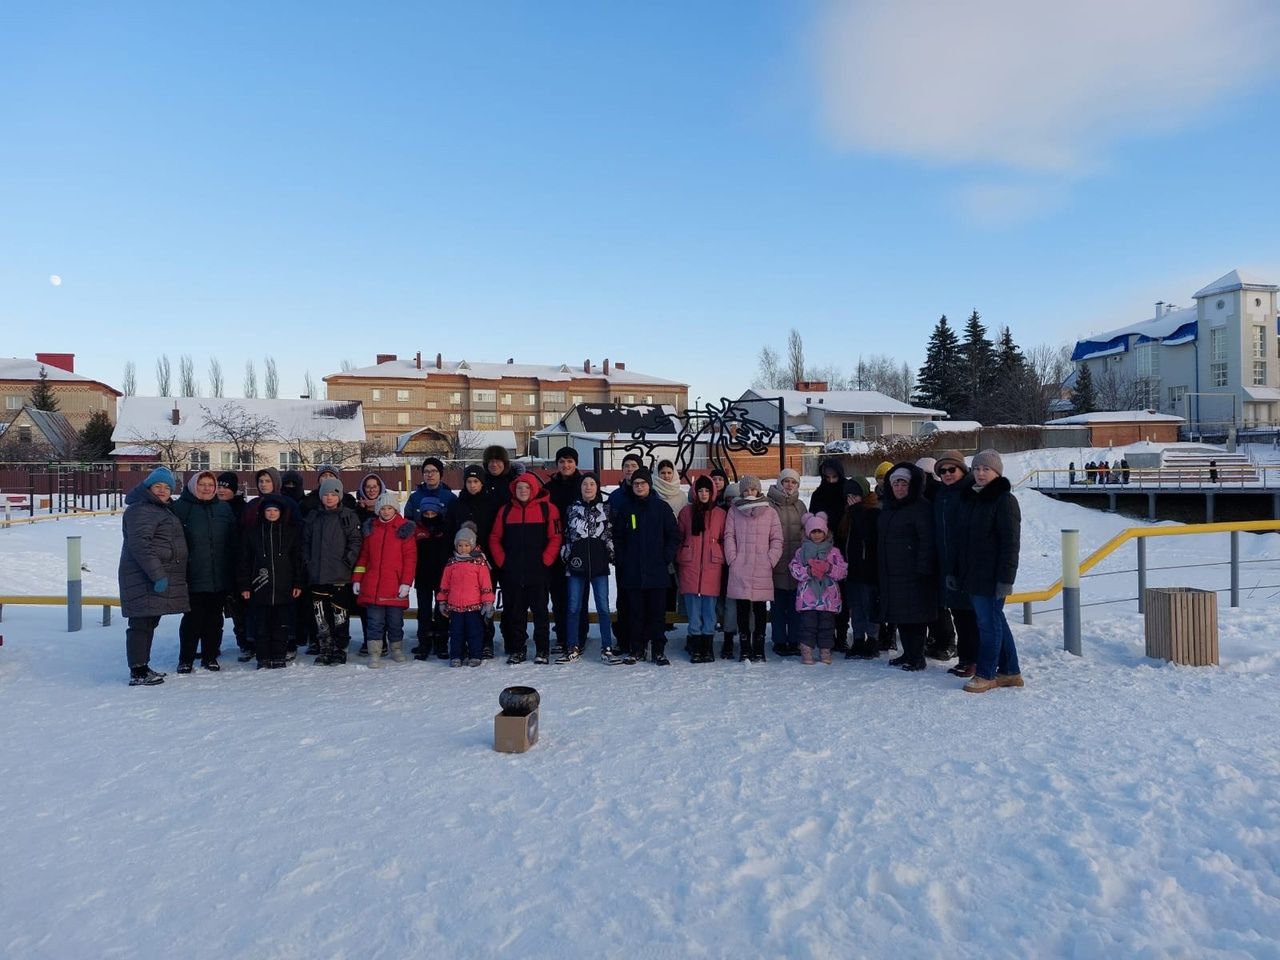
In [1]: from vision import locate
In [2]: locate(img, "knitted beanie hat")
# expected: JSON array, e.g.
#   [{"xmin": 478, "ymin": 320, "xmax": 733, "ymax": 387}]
[
  {"xmin": 971, "ymin": 449, "xmax": 1004, "ymax": 476},
  {"xmin": 454, "ymin": 521, "xmax": 478, "ymax": 548},
  {"xmin": 319, "ymin": 477, "xmax": 343, "ymax": 497},
  {"xmin": 875, "ymin": 461, "xmax": 894, "ymax": 481},
  {"xmin": 375, "ymin": 490, "xmax": 399, "ymax": 513},
  {"xmin": 803, "ymin": 511, "xmax": 829, "ymax": 537},
  {"xmin": 779, "ymin": 468, "xmax": 801, "ymax": 483}
]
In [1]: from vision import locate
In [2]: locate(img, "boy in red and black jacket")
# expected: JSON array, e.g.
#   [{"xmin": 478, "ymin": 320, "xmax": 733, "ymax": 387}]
[{"xmin": 488, "ymin": 473, "xmax": 561, "ymax": 665}]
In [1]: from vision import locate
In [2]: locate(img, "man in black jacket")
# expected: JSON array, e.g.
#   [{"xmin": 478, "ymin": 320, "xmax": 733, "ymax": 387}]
[
  {"xmin": 543, "ymin": 446, "xmax": 586, "ymax": 654},
  {"xmin": 613, "ymin": 468, "xmax": 679, "ymax": 665}
]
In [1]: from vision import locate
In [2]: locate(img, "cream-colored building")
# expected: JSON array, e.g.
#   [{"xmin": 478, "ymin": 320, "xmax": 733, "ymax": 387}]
[
  {"xmin": 0, "ymin": 354, "xmax": 121, "ymax": 431},
  {"xmin": 325, "ymin": 353, "xmax": 689, "ymax": 453},
  {"xmin": 111, "ymin": 397, "xmax": 366, "ymax": 473}
]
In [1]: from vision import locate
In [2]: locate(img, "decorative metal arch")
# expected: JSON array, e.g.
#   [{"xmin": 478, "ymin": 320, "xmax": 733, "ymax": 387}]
[{"xmin": 619, "ymin": 397, "xmax": 780, "ymax": 483}]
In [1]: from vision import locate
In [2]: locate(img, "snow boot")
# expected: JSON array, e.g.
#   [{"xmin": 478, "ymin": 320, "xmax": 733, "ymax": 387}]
[
  {"xmin": 819, "ymin": 647, "xmax": 833, "ymax": 665},
  {"xmin": 832, "ymin": 634, "xmax": 849, "ymax": 654},
  {"xmin": 996, "ymin": 673, "xmax": 1025, "ymax": 688},
  {"xmin": 129, "ymin": 666, "xmax": 166, "ymax": 686},
  {"xmin": 390, "ymin": 641, "xmax": 407, "ymax": 663},
  {"xmin": 752, "ymin": 628, "xmax": 767, "ymax": 663},
  {"xmin": 721, "ymin": 632, "xmax": 735, "ymax": 661},
  {"xmin": 878, "ymin": 623, "xmax": 898, "ymax": 652},
  {"xmin": 368, "ymin": 639, "xmax": 384, "ymax": 668},
  {"xmin": 800, "ymin": 644, "xmax": 815, "ymax": 665}
]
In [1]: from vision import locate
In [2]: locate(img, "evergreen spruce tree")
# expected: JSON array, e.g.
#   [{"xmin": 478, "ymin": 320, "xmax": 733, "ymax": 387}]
[
  {"xmin": 957, "ymin": 310, "xmax": 997, "ymax": 421},
  {"xmin": 913, "ymin": 315, "xmax": 963, "ymax": 415},
  {"xmin": 1070, "ymin": 362, "xmax": 1097, "ymax": 414},
  {"xmin": 75, "ymin": 410, "xmax": 114, "ymax": 460},
  {"xmin": 29, "ymin": 365, "xmax": 59, "ymax": 411}
]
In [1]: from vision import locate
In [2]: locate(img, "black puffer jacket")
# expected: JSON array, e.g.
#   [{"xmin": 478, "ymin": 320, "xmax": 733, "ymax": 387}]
[
  {"xmin": 933, "ymin": 472, "xmax": 975, "ymax": 610},
  {"xmin": 876, "ymin": 462, "xmax": 937, "ymax": 624},
  {"xmin": 238, "ymin": 511, "xmax": 304, "ymax": 607},
  {"xmin": 561, "ymin": 496, "xmax": 613, "ymax": 578},
  {"xmin": 170, "ymin": 480, "xmax": 236, "ymax": 594},
  {"xmin": 614, "ymin": 493, "xmax": 679, "ymax": 590},
  {"xmin": 954, "ymin": 476, "xmax": 1021, "ymax": 597},
  {"xmin": 808, "ymin": 458, "xmax": 848, "ymax": 533},
  {"xmin": 839, "ymin": 501, "xmax": 880, "ymax": 586},
  {"xmin": 302, "ymin": 504, "xmax": 363, "ymax": 585},
  {"xmin": 118, "ymin": 484, "xmax": 190, "ymax": 618}
]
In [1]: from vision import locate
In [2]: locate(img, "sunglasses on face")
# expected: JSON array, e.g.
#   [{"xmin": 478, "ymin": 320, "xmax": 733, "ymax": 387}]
[{"xmin": 938, "ymin": 466, "xmax": 961, "ymax": 475}]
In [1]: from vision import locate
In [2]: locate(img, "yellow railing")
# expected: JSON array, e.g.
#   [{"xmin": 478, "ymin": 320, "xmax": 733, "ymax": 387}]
[
  {"xmin": 1007, "ymin": 519, "xmax": 1280, "ymax": 604},
  {"xmin": 2, "ymin": 507, "xmax": 123, "ymax": 528}
]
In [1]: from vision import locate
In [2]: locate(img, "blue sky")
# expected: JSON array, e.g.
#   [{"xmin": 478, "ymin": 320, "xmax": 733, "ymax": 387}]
[{"xmin": 4, "ymin": 1, "xmax": 1280, "ymax": 404}]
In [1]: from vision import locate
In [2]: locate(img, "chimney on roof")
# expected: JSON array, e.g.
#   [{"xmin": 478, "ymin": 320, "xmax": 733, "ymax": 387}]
[
  {"xmin": 376, "ymin": 353, "xmax": 397, "ymax": 365},
  {"xmin": 1155, "ymin": 301, "xmax": 1165, "ymax": 318},
  {"xmin": 795, "ymin": 379, "xmax": 828, "ymax": 391},
  {"xmin": 615, "ymin": 361, "xmax": 625, "ymax": 370},
  {"xmin": 507, "ymin": 358, "xmax": 514, "ymax": 364},
  {"xmin": 435, "ymin": 353, "xmax": 442, "ymax": 369},
  {"xmin": 170, "ymin": 405, "xmax": 180, "ymax": 426},
  {"xmin": 584, "ymin": 359, "xmax": 591, "ymax": 373},
  {"xmin": 415, "ymin": 351, "xmax": 422, "ymax": 370},
  {"xmin": 603, "ymin": 358, "xmax": 610, "ymax": 375},
  {"xmin": 35, "ymin": 352, "xmax": 74, "ymax": 373}
]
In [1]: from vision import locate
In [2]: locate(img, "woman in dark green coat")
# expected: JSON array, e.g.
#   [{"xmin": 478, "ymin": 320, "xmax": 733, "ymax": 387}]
[{"xmin": 171, "ymin": 470, "xmax": 236, "ymax": 672}]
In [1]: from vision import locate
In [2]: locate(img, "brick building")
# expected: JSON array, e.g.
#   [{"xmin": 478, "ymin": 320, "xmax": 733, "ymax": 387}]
[
  {"xmin": 324, "ymin": 353, "xmax": 689, "ymax": 454},
  {"xmin": 0, "ymin": 354, "xmax": 121, "ymax": 431}
]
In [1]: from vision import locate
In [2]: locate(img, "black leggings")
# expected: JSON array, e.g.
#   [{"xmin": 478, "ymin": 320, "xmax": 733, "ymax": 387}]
[{"xmin": 735, "ymin": 599, "xmax": 767, "ymax": 635}]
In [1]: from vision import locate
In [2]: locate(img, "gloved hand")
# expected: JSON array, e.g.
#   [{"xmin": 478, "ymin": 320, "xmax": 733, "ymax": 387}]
[
  {"xmin": 945, "ymin": 575, "xmax": 958, "ymax": 592},
  {"xmin": 996, "ymin": 582, "xmax": 1013, "ymax": 598},
  {"xmin": 807, "ymin": 558, "xmax": 830, "ymax": 579},
  {"xmin": 481, "ymin": 601, "xmax": 494, "ymax": 618},
  {"xmin": 396, "ymin": 522, "xmax": 415, "ymax": 540},
  {"xmin": 438, "ymin": 601, "xmax": 450, "ymax": 616},
  {"xmin": 352, "ymin": 581, "xmax": 361, "ymax": 596},
  {"xmin": 153, "ymin": 577, "xmax": 169, "ymax": 594},
  {"xmin": 397, "ymin": 584, "xmax": 411, "ymax": 599}
]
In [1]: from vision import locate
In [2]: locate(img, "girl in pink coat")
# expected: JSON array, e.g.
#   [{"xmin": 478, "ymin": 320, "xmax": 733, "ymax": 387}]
[
  {"xmin": 723, "ymin": 475, "xmax": 782, "ymax": 662},
  {"xmin": 788, "ymin": 512, "xmax": 848, "ymax": 664},
  {"xmin": 676, "ymin": 475, "xmax": 727, "ymax": 664}
]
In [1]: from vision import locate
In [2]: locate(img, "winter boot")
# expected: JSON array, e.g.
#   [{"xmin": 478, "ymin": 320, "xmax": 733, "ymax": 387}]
[
  {"xmin": 800, "ymin": 644, "xmax": 815, "ymax": 665},
  {"xmin": 722, "ymin": 632, "xmax": 735, "ymax": 661},
  {"xmin": 390, "ymin": 642, "xmax": 406, "ymax": 663},
  {"xmin": 368, "ymin": 639, "xmax": 384, "ymax": 667},
  {"xmin": 878, "ymin": 623, "xmax": 898, "ymax": 652},
  {"xmin": 752, "ymin": 628, "xmax": 767, "ymax": 663},
  {"xmin": 700, "ymin": 634, "xmax": 714, "ymax": 663},
  {"xmin": 832, "ymin": 634, "xmax": 849, "ymax": 654},
  {"xmin": 819, "ymin": 647, "xmax": 833, "ymax": 665}
]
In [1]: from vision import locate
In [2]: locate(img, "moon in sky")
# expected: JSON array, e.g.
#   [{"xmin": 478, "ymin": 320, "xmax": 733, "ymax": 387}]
[{"xmin": 49, "ymin": 275, "xmax": 62, "ymax": 286}]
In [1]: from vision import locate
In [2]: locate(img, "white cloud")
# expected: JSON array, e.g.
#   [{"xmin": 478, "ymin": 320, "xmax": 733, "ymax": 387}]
[
  {"xmin": 815, "ymin": 0, "xmax": 1280, "ymax": 174},
  {"xmin": 953, "ymin": 179, "xmax": 1064, "ymax": 227}
]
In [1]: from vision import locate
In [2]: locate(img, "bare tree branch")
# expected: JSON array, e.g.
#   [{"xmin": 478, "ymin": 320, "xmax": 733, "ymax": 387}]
[
  {"xmin": 208, "ymin": 357, "xmax": 224, "ymax": 398},
  {"xmin": 155, "ymin": 355, "xmax": 172, "ymax": 397}
]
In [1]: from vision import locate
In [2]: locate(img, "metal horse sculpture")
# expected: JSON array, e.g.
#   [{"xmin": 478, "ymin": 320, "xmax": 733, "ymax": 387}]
[{"xmin": 621, "ymin": 397, "xmax": 776, "ymax": 483}]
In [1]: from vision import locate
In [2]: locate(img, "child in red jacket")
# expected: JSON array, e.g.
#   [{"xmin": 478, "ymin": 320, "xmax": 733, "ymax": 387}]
[
  {"xmin": 437, "ymin": 522, "xmax": 496, "ymax": 667},
  {"xmin": 353, "ymin": 490, "xmax": 418, "ymax": 667}
]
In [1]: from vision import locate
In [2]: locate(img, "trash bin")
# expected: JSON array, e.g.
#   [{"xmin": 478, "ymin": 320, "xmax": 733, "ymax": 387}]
[{"xmin": 1144, "ymin": 587, "xmax": 1218, "ymax": 666}]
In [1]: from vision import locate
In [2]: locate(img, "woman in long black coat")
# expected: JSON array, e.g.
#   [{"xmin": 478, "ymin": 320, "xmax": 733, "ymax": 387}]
[
  {"xmin": 876, "ymin": 462, "xmax": 936, "ymax": 671},
  {"xmin": 119, "ymin": 467, "xmax": 190, "ymax": 685},
  {"xmin": 952, "ymin": 449, "xmax": 1022, "ymax": 693}
]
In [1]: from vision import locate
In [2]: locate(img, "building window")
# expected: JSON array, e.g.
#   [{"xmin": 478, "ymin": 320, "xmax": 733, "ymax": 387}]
[
  {"xmin": 526, "ymin": 393, "xmax": 537, "ymax": 406},
  {"xmin": 1135, "ymin": 342, "xmax": 1159, "ymax": 379},
  {"xmin": 426, "ymin": 401, "xmax": 437, "ymax": 409},
  {"xmin": 644, "ymin": 395, "xmax": 653, "ymax": 405},
  {"xmin": 396, "ymin": 412, "xmax": 410, "ymax": 425},
  {"xmin": 841, "ymin": 420, "xmax": 864, "ymax": 439},
  {"xmin": 5, "ymin": 395, "xmax": 22, "ymax": 410},
  {"xmin": 396, "ymin": 389, "xmax": 410, "ymax": 402},
  {"xmin": 1138, "ymin": 379, "xmax": 1161, "ymax": 409},
  {"xmin": 189, "ymin": 449, "xmax": 210, "ymax": 471},
  {"xmin": 370, "ymin": 411, "xmax": 382, "ymax": 425},
  {"xmin": 475, "ymin": 412, "xmax": 498, "ymax": 426},
  {"xmin": 500, "ymin": 413, "xmax": 514, "ymax": 427},
  {"xmin": 1168, "ymin": 385, "xmax": 1187, "ymax": 407},
  {"xmin": 279, "ymin": 450, "xmax": 302, "ymax": 470},
  {"xmin": 542, "ymin": 411, "xmax": 558, "ymax": 425},
  {"xmin": 450, "ymin": 391, "xmax": 462, "ymax": 405},
  {"xmin": 472, "ymin": 389, "xmax": 496, "ymax": 403},
  {"xmin": 571, "ymin": 395, "xmax": 584, "ymax": 405},
  {"xmin": 543, "ymin": 391, "xmax": 565, "ymax": 405},
  {"xmin": 501, "ymin": 393, "xmax": 512, "ymax": 405},
  {"xmin": 1254, "ymin": 361, "xmax": 1267, "ymax": 386},
  {"xmin": 17, "ymin": 425, "xmax": 32, "ymax": 443},
  {"xmin": 447, "ymin": 413, "xmax": 462, "ymax": 426},
  {"xmin": 371, "ymin": 389, "xmax": 382, "ymax": 401},
  {"xmin": 526, "ymin": 415, "xmax": 537, "ymax": 426},
  {"xmin": 1211, "ymin": 328, "xmax": 1228, "ymax": 388},
  {"xmin": 1253, "ymin": 326, "xmax": 1267, "ymax": 360},
  {"xmin": 221, "ymin": 451, "xmax": 254, "ymax": 471}
]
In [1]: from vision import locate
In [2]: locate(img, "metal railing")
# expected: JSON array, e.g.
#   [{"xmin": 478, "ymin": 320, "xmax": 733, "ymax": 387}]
[{"xmin": 1021, "ymin": 466, "xmax": 1276, "ymax": 490}]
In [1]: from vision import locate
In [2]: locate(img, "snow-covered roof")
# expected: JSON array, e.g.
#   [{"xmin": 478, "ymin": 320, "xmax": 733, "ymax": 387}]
[
  {"xmin": 1047, "ymin": 411, "xmax": 1184, "ymax": 425},
  {"xmin": 1193, "ymin": 269, "xmax": 1278, "ymax": 299},
  {"xmin": 919, "ymin": 420, "xmax": 982, "ymax": 433},
  {"xmin": 748, "ymin": 389, "xmax": 944, "ymax": 418},
  {"xmin": 111, "ymin": 397, "xmax": 366, "ymax": 444},
  {"xmin": 1072, "ymin": 306, "xmax": 1199, "ymax": 361},
  {"xmin": 327, "ymin": 357, "xmax": 685, "ymax": 388},
  {"xmin": 1244, "ymin": 386, "xmax": 1280, "ymax": 402},
  {"xmin": 0, "ymin": 357, "xmax": 120, "ymax": 393}
]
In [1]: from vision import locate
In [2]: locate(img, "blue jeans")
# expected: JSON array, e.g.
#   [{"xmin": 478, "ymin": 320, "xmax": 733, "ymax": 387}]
[
  {"xmin": 771, "ymin": 588, "xmax": 800, "ymax": 650},
  {"xmin": 971, "ymin": 595, "xmax": 1020, "ymax": 680},
  {"xmin": 364, "ymin": 605, "xmax": 404, "ymax": 647},
  {"xmin": 567, "ymin": 574, "xmax": 612, "ymax": 651},
  {"xmin": 448, "ymin": 610, "xmax": 483, "ymax": 660},
  {"xmin": 683, "ymin": 593, "xmax": 717, "ymax": 634}
]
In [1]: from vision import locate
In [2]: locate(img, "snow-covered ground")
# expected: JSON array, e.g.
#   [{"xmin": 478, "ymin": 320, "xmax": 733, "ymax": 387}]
[{"xmin": 3, "ymin": 459, "xmax": 1280, "ymax": 958}]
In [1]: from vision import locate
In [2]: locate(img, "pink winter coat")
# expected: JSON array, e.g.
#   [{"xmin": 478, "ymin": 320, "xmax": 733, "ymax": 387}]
[
  {"xmin": 789, "ymin": 545, "xmax": 849, "ymax": 611},
  {"xmin": 676, "ymin": 502, "xmax": 726, "ymax": 596},
  {"xmin": 723, "ymin": 497, "xmax": 783, "ymax": 601}
]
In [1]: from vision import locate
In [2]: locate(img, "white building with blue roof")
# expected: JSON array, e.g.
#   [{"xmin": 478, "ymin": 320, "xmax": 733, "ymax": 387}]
[{"xmin": 1071, "ymin": 269, "xmax": 1279, "ymax": 429}]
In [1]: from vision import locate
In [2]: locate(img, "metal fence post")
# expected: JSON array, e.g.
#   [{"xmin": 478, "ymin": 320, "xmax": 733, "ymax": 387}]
[
  {"xmin": 1022, "ymin": 601, "xmax": 1033, "ymax": 625},
  {"xmin": 1062, "ymin": 529, "xmax": 1081, "ymax": 656},
  {"xmin": 1230, "ymin": 530, "xmax": 1240, "ymax": 608},
  {"xmin": 67, "ymin": 536, "xmax": 82, "ymax": 632},
  {"xmin": 1136, "ymin": 537, "xmax": 1147, "ymax": 613}
]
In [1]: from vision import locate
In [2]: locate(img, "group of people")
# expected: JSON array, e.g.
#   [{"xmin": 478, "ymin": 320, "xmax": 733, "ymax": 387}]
[
  {"xmin": 1069, "ymin": 459, "xmax": 1131, "ymax": 485},
  {"xmin": 118, "ymin": 442, "xmax": 1024, "ymax": 694}
]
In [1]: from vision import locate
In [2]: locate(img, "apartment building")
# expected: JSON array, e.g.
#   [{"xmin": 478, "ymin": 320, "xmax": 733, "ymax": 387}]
[
  {"xmin": 1071, "ymin": 269, "xmax": 1280, "ymax": 428},
  {"xmin": 324, "ymin": 353, "xmax": 689, "ymax": 452}
]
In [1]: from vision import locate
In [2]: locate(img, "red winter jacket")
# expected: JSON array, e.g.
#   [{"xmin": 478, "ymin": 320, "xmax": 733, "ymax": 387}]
[
  {"xmin": 436, "ymin": 550, "xmax": 496, "ymax": 612},
  {"xmin": 676, "ymin": 501, "xmax": 726, "ymax": 596},
  {"xmin": 488, "ymin": 473, "xmax": 562, "ymax": 583},
  {"xmin": 353, "ymin": 513, "xmax": 418, "ymax": 607}
]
